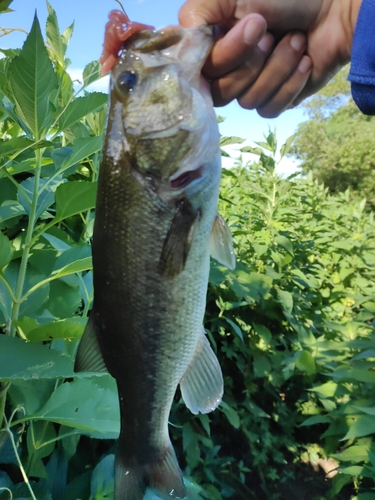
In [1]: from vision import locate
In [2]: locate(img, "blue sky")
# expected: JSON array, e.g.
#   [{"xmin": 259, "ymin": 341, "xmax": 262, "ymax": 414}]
[{"xmin": 2, "ymin": 0, "xmax": 307, "ymax": 173}]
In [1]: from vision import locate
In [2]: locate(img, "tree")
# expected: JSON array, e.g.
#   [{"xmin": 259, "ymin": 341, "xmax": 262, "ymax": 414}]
[{"xmin": 291, "ymin": 69, "xmax": 375, "ymax": 207}]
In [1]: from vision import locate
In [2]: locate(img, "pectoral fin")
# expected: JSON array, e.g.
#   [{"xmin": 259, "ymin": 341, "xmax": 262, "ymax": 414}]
[
  {"xmin": 180, "ymin": 329, "xmax": 223, "ymax": 415},
  {"xmin": 158, "ymin": 198, "xmax": 200, "ymax": 278},
  {"xmin": 74, "ymin": 315, "xmax": 107, "ymax": 373},
  {"xmin": 209, "ymin": 213, "xmax": 236, "ymax": 270}
]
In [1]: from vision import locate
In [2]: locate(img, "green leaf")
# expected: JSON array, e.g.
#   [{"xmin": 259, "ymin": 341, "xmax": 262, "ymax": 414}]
[
  {"xmin": 8, "ymin": 14, "xmax": 58, "ymax": 139},
  {"xmin": 220, "ymin": 401, "xmax": 240, "ymax": 429},
  {"xmin": 83, "ymin": 60, "xmax": 102, "ymax": 88},
  {"xmin": 295, "ymin": 350, "xmax": 316, "ymax": 375},
  {"xmin": 279, "ymin": 134, "xmax": 295, "ymax": 159},
  {"xmin": 46, "ymin": 0, "xmax": 67, "ymax": 65},
  {"xmin": 220, "ymin": 136, "xmax": 244, "ymax": 146},
  {"xmin": 33, "ymin": 378, "xmax": 119, "ymax": 436},
  {"xmin": 0, "ymin": 231, "xmax": 12, "ymax": 269},
  {"xmin": 277, "ymin": 289, "xmax": 293, "ymax": 316},
  {"xmin": 0, "ymin": 136, "xmax": 33, "ymax": 156},
  {"xmin": 224, "ymin": 317, "xmax": 243, "ymax": 341},
  {"xmin": 24, "ymin": 317, "xmax": 86, "ymax": 342},
  {"xmin": 299, "ymin": 415, "xmax": 332, "ymax": 427},
  {"xmin": 275, "ymin": 234, "xmax": 294, "ymax": 256},
  {"xmin": 57, "ymin": 92, "xmax": 107, "ymax": 132},
  {"xmin": 0, "ymin": 335, "xmax": 75, "ymax": 380},
  {"xmin": 54, "ymin": 135, "xmax": 103, "ymax": 174},
  {"xmin": 331, "ymin": 445, "xmax": 370, "ymax": 463},
  {"xmin": 309, "ymin": 381, "xmax": 338, "ymax": 398},
  {"xmin": 18, "ymin": 176, "xmax": 65, "ymax": 219},
  {"xmin": 54, "ymin": 181, "xmax": 97, "ymax": 222},
  {"xmin": 343, "ymin": 415, "xmax": 375, "ymax": 440},
  {"xmin": 51, "ymin": 257, "xmax": 92, "ymax": 279}
]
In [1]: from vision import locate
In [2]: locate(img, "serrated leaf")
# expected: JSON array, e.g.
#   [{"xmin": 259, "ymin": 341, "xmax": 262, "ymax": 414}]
[
  {"xmin": 18, "ymin": 176, "xmax": 65, "ymax": 219},
  {"xmin": 8, "ymin": 14, "xmax": 59, "ymax": 139},
  {"xmin": 279, "ymin": 134, "xmax": 296, "ymax": 159},
  {"xmin": 33, "ymin": 378, "xmax": 120, "ymax": 436},
  {"xmin": 83, "ymin": 60, "xmax": 102, "ymax": 88},
  {"xmin": 0, "ymin": 335, "xmax": 75, "ymax": 380},
  {"xmin": 57, "ymin": 92, "xmax": 107, "ymax": 132},
  {"xmin": 53, "ymin": 135, "xmax": 103, "ymax": 174},
  {"xmin": 0, "ymin": 136, "xmax": 33, "ymax": 156},
  {"xmin": 219, "ymin": 136, "xmax": 244, "ymax": 147},
  {"xmin": 54, "ymin": 181, "xmax": 97, "ymax": 222},
  {"xmin": 46, "ymin": 0, "xmax": 66, "ymax": 65},
  {"xmin": 0, "ymin": 200, "xmax": 26, "ymax": 223}
]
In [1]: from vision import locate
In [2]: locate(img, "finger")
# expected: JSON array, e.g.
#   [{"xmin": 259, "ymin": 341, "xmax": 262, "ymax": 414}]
[
  {"xmin": 203, "ymin": 14, "xmax": 267, "ymax": 79},
  {"xmin": 256, "ymin": 55, "xmax": 313, "ymax": 118},
  {"xmin": 210, "ymin": 33, "xmax": 274, "ymax": 107},
  {"xmin": 237, "ymin": 31, "xmax": 307, "ymax": 110}
]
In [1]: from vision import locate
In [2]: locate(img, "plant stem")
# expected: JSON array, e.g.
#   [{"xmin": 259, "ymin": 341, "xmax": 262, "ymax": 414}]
[
  {"xmin": 3, "ymin": 421, "xmax": 37, "ymax": 500},
  {"xmin": 0, "ymin": 149, "xmax": 43, "ymax": 431},
  {"xmin": 9, "ymin": 148, "xmax": 43, "ymax": 337}
]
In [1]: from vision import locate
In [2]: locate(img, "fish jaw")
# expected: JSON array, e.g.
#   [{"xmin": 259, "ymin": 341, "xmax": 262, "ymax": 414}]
[{"xmin": 107, "ymin": 25, "xmax": 219, "ymax": 181}]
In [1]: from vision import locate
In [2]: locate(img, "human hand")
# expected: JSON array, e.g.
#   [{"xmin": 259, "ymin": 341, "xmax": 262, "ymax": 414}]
[{"xmin": 179, "ymin": 0, "xmax": 362, "ymax": 117}]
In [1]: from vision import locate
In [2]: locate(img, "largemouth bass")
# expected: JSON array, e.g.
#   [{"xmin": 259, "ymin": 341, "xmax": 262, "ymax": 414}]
[{"xmin": 75, "ymin": 20, "xmax": 235, "ymax": 500}]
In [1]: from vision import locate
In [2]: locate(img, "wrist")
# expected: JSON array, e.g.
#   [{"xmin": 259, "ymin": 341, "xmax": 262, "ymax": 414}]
[{"xmin": 342, "ymin": 0, "xmax": 363, "ymax": 60}]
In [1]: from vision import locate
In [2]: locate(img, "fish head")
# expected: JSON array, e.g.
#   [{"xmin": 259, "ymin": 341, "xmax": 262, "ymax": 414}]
[{"xmin": 107, "ymin": 25, "xmax": 220, "ymax": 183}]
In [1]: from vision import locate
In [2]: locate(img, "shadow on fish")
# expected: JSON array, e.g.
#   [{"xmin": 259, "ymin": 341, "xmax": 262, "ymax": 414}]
[{"xmin": 74, "ymin": 10, "xmax": 236, "ymax": 500}]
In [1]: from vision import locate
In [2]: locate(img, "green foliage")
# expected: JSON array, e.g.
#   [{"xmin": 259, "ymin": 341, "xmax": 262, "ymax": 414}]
[
  {"xmin": 292, "ymin": 68, "xmax": 375, "ymax": 207},
  {"xmin": 1, "ymin": 7, "xmax": 375, "ymax": 500}
]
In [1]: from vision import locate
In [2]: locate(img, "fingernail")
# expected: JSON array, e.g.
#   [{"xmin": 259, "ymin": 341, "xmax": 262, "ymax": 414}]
[
  {"xmin": 243, "ymin": 16, "xmax": 266, "ymax": 45},
  {"xmin": 298, "ymin": 56, "xmax": 312, "ymax": 73},
  {"xmin": 257, "ymin": 33, "xmax": 274, "ymax": 53},
  {"xmin": 290, "ymin": 33, "xmax": 306, "ymax": 51}
]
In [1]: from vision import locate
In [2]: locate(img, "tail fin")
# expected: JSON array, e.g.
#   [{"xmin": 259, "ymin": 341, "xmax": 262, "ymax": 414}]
[{"xmin": 115, "ymin": 444, "xmax": 186, "ymax": 500}]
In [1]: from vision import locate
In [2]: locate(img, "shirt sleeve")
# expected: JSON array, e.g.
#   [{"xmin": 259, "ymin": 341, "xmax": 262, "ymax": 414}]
[{"xmin": 348, "ymin": 0, "xmax": 375, "ymax": 115}]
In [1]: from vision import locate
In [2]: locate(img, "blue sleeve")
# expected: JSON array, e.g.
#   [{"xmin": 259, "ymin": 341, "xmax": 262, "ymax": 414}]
[{"xmin": 348, "ymin": 0, "xmax": 375, "ymax": 115}]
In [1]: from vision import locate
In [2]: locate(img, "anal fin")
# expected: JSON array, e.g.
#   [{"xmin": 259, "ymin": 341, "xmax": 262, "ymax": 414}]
[
  {"xmin": 209, "ymin": 213, "xmax": 236, "ymax": 270},
  {"xmin": 180, "ymin": 329, "xmax": 223, "ymax": 415},
  {"xmin": 74, "ymin": 314, "xmax": 107, "ymax": 373}
]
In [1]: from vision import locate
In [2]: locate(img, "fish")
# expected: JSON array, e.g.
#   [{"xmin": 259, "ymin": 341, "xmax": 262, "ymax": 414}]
[{"xmin": 74, "ymin": 17, "xmax": 235, "ymax": 500}]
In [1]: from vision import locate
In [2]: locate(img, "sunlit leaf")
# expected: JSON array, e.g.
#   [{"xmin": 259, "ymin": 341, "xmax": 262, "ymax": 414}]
[
  {"xmin": 33, "ymin": 378, "xmax": 119, "ymax": 436},
  {"xmin": 54, "ymin": 181, "xmax": 97, "ymax": 222},
  {"xmin": 8, "ymin": 14, "xmax": 58, "ymax": 139},
  {"xmin": 57, "ymin": 92, "xmax": 107, "ymax": 132}
]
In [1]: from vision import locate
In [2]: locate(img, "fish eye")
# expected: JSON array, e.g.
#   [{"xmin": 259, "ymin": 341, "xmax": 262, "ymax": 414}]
[{"xmin": 117, "ymin": 71, "xmax": 137, "ymax": 92}]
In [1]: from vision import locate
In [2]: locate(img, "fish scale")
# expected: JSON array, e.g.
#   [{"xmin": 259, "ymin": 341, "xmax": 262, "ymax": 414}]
[{"xmin": 75, "ymin": 21, "xmax": 235, "ymax": 500}]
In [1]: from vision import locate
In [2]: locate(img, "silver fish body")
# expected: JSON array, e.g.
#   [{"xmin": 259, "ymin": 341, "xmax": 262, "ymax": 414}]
[{"xmin": 75, "ymin": 24, "xmax": 235, "ymax": 500}]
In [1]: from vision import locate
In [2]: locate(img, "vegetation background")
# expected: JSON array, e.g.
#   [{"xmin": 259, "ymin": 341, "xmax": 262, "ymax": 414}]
[{"xmin": 1, "ymin": 3, "xmax": 375, "ymax": 500}]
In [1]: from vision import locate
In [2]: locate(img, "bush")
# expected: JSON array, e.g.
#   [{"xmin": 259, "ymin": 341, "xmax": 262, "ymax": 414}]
[{"xmin": 1, "ymin": 6, "xmax": 375, "ymax": 500}]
